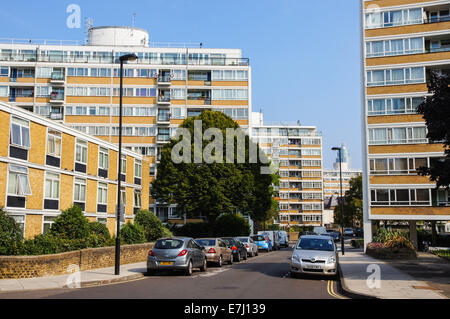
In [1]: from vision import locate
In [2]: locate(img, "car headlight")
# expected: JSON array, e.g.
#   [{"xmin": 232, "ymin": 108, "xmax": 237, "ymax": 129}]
[
  {"xmin": 327, "ymin": 256, "xmax": 336, "ymax": 264},
  {"xmin": 292, "ymin": 254, "xmax": 300, "ymax": 262}
]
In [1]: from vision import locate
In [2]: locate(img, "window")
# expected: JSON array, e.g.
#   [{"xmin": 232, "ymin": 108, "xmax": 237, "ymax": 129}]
[
  {"xmin": 75, "ymin": 139, "xmax": 88, "ymax": 164},
  {"xmin": 7, "ymin": 165, "xmax": 32, "ymax": 196},
  {"xmin": 371, "ymin": 188, "xmax": 431, "ymax": 206},
  {"xmin": 47, "ymin": 130, "xmax": 61, "ymax": 157},
  {"xmin": 74, "ymin": 178, "xmax": 86, "ymax": 202},
  {"xmin": 44, "ymin": 173, "xmax": 60, "ymax": 200},
  {"xmin": 150, "ymin": 166, "xmax": 156, "ymax": 176},
  {"xmin": 212, "ymin": 89, "xmax": 248, "ymax": 100},
  {"xmin": 43, "ymin": 216, "xmax": 56, "ymax": 234},
  {"xmin": 99, "ymin": 147, "xmax": 109, "ymax": 170},
  {"xmin": 368, "ymin": 96, "xmax": 424, "ymax": 115},
  {"xmin": 0, "ymin": 66, "xmax": 9, "ymax": 77},
  {"xmin": 365, "ymin": 8, "xmax": 422, "ymax": 29},
  {"xmin": 10, "ymin": 215, "xmax": 25, "ymax": 235},
  {"xmin": 134, "ymin": 190, "xmax": 142, "ymax": 209},
  {"xmin": 367, "ymin": 67, "xmax": 425, "ymax": 86},
  {"xmin": 135, "ymin": 160, "xmax": 142, "ymax": 178},
  {"xmin": 10, "ymin": 116, "xmax": 30, "ymax": 148},
  {"xmin": 98, "ymin": 182, "xmax": 108, "ymax": 205},
  {"xmin": 120, "ymin": 187, "xmax": 126, "ymax": 205},
  {"xmin": 369, "ymin": 126, "xmax": 427, "ymax": 145},
  {"xmin": 120, "ymin": 155, "xmax": 127, "ymax": 174}
]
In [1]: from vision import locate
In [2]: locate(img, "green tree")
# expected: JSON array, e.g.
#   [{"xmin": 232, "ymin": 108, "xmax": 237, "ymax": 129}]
[
  {"xmin": 0, "ymin": 208, "xmax": 24, "ymax": 255},
  {"xmin": 213, "ymin": 213, "xmax": 251, "ymax": 237},
  {"xmin": 49, "ymin": 205, "xmax": 90, "ymax": 240},
  {"xmin": 334, "ymin": 175, "xmax": 363, "ymax": 227},
  {"xmin": 134, "ymin": 209, "xmax": 165, "ymax": 242},
  {"xmin": 416, "ymin": 71, "xmax": 450, "ymax": 189},
  {"xmin": 88, "ymin": 222, "xmax": 110, "ymax": 239},
  {"xmin": 120, "ymin": 222, "xmax": 146, "ymax": 244},
  {"xmin": 151, "ymin": 110, "xmax": 273, "ymax": 233}
]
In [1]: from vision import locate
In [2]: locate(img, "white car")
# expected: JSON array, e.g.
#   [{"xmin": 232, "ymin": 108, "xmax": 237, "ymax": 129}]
[
  {"xmin": 344, "ymin": 228, "xmax": 354, "ymax": 237},
  {"xmin": 236, "ymin": 237, "xmax": 259, "ymax": 257}
]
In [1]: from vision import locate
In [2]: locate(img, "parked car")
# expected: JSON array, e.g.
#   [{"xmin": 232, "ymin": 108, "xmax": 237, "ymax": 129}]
[
  {"xmin": 147, "ymin": 237, "xmax": 207, "ymax": 276},
  {"xmin": 290, "ymin": 235, "xmax": 340, "ymax": 278},
  {"xmin": 195, "ymin": 238, "xmax": 233, "ymax": 267},
  {"xmin": 236, "ymin": 236, "xmax": 259, "ymax": 257},
  {"xmin": 329, "ymin": 231, "xmax": 341, "ymax": 243},
  {"xmin": 313, "ymin": 226, "xmax": 328, "ymax": 236},
  {"xmin": 251, "ymin": 234, "xmax": 272, "ymax": 252},
  {"xmin": 344, "ymin": 228, "xmax": 354, "ymax": 237},
  {"xmin": 278, "ymin": 231, "xmax": 289, "ymax": 248},
  {"xmin": 258, "ymin": 231, "xmax": 280, "ymax": 250},
  {"xmin": 221, "ymin": 237, "xmax": 248, "ymax": 262},
  {"xmin": 354, "ymin": 228, "xmax": 363, "ymax": 238}
]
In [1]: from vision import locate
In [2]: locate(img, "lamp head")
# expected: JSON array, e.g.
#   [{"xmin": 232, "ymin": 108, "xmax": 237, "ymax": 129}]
[
  {"xmin": 331, "ymin": 147, "xmax": 341, "ymax": 151},
  {"xmin": 119, "ymin": 53, "xmax": 138, "ymax": 62}
]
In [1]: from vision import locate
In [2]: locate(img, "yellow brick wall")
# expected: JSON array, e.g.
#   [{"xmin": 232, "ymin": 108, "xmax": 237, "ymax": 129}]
[
  {"xmin": 60, "ymin": 174, "xmax": 74, "ymax": 210},
  {"xmin": 61, "ymin": 133, "xmax": 75, "ymax": 171},
  {"xmin": 0, "ymin": 111, "xmax": 9, "ymax": 157},
  {"xmin": 107, "ymin": 183, "xmax": 117, "ymax": 214},
  {"xmin": 86, "ymin": 179, "xmax": 97, "ymax": 213},
  {"xmin": 87, "ymin": 142, "xmax": 99, "ymax": 176},
  {"xmin": 125, "ymin": 186, "xmax": 133, "ymax": 216},
  {"xmin": 28, "ymin": 122, "xmax": 46, "ymax": 166},
  {"xmin": 0, "ymin": 162, "xmax": 7, "ymax": 207},
  {"xmin": 25, "ymin": 214, "xmax": 42, "ymax": 239},
  {"xmin": 26, "ymin": 168, "xmax": 44, "ymax": 210},
  {"xmin": 141, "ymin": 157, "xmax": 150, "ymax": 210},
  {"xmin": 126, "ymin": 155, "xmax": 134, "ymax": 184},
  {"xmin": 107, "ymin": 217, "xmax": 117, "ymax": 236},
  {"xmin": 109, "ymin": 150, "xmax": 118, "ymax": 180}
]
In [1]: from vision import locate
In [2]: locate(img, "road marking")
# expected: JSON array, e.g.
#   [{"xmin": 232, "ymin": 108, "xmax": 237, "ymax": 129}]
[{"xmin": 327, "ymin": 280, "xmax": 346, "ymax": 299}]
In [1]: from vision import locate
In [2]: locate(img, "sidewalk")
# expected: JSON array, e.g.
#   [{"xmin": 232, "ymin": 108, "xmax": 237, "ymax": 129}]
[
  {"xmin": 0, "ymin": 262, "xmax": 147, "ymax": 293},
  {"xmin": 339, "ymin": 246, "xmax": 447, "ymax": 299}
]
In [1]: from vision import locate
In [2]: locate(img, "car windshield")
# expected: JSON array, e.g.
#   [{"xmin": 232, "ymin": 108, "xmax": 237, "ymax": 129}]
[
  {"xmin": 251, "ymin": 235, "xmax": 265, "ymax": 241},
  {"xmin": 296, "ymin": 238, "xmax": 335, "ymax": 251},
  {"xmin": 154, "ymin": 239, "xmax": 184, "ymax": 249},
  {"xmin": 196, "ymin": 239, "xmax": 216, "ymax": 246},
  {"xmin": 237, "ymin": 237, "xmax": 249, "ymax": 242}
]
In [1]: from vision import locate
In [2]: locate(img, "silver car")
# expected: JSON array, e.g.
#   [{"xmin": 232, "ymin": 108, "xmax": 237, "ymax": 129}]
[
  {"xmin": 290, "ymin": 235, "xmax": 340, "ymax": 277},
  {"xmin": 147, "ymin": 237, "xmax": 208, "ymax": 276},
  {"xmin": 236, "ymin": 237, "xmax": 259, "ymax": 257}
]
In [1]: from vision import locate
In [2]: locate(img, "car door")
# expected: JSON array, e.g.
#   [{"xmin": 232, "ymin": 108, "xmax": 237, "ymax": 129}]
[{"xmin": 192, "ymin": 240, "xmax": 204, "ymax": 267}]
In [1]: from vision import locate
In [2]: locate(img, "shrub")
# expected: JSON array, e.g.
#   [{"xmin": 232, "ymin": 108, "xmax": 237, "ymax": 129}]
[
  {"xmin": 134, "ymin": 210, "xmax": 164, "ymax": 241},
  {"xmin": 174, "ymin": 222, "xmax": 210, "ymax": 238},
  {"xmin": 88, "ymin": 222, "xmax": 110, "ymax": 239},
  {"xmin": 49, "ymin": 205, "xmax": 90, "ymax": 240},
  {"xmin": 373, "ymin": 227, "xmax": 409, "ymax": 244},
  {"xmin": 213, "ymin": 214, "xmax": 250, "ymax": 237},
  {"xmin": 161, "ymin": 226, "xmax": 174, "ymax": 238},
  {"xmin": 0, "ymin": 208, "xmax": 24, "ymax": 255},
  {"xmin": 385, "ymin": 235, "xmax": 415, "ymax": 250},
  {"xmin": 120, "ymin": 222, "xmax": 146, "ymax": 245}
]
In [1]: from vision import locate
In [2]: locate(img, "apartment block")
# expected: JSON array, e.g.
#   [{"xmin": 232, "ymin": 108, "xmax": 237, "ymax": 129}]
[
  {"xmin": 361, "ymin": 0, "xmax": 450, "ymax": 245},
  {"xmin": 0, "ymin": 101, "xmax": 150, "ymax": 238},
  {"xmin": 251, "ymin": 113, "xmax": 324, "ymax": 227},
  {"xmin": 0, "ymin": 26, "xmax": 251, "ymax": 223}
]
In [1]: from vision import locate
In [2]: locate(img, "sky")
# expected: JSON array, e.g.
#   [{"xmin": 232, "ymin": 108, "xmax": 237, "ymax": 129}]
[{"xmin": 0, "ymin": 0, "xmax": 362, "ymax": 169}]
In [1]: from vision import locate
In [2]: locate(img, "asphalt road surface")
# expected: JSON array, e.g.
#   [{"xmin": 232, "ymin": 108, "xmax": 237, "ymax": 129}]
[{"xmin": 0, "ymin": 247, "xmax": 347, "ymax": 299}]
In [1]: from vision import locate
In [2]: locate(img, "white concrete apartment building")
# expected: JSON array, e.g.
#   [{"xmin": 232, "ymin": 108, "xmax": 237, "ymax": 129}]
[{"xmin": 251, "ymin": 113, "xmax": 324, "ymax": 228}]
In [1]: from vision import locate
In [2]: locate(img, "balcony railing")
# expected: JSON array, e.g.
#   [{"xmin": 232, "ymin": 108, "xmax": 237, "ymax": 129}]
[
  {"xmin": 51, "ymin": 72, "xmax": 65, "ymax": 81},
  {"xmin": 158, "ymin": 75, "xmax": 172, "ymax": 83},
  {"xmin": 49, "ymin": 112, "xmax": 63, "ymax": 120},
  {"xmin": 50, "ymin": 92, "xmax": 64, "ymax": 101},
  {"xmin": 157, "ymin": 135, "xmax": 170, "ymax": 142},
  {"xmin": 424, "ymin": 15, "xmax": 450, "ymax": 24},
  {"xmin": 157, "ymin": 115, "xmax": 171, "ymax": 122},
  {"xmin": 157, "ymin": 96, "xmax": 171, "ymax": 103}
]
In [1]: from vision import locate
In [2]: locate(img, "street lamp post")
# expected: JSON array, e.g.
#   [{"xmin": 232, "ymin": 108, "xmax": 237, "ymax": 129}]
[
  {"xmin": 332, "ymin": 147, "xmax": 345, "ymax": 255},
  {"xmin": 115, "ymin": 54, "xmax": 138, "ymax": 275}
]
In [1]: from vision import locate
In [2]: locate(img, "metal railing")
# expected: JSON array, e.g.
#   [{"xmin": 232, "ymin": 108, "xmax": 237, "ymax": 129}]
[
  {"xmin": 50, "ymin": 92, "xmax": 64, "ymax": 100},
  {"xmin": 157, "ymin": 115, "xmax": 171, "ymax": 122},
  {"xmin": 157, "ymin": 75, "xmax": 172, "ymax": 83},
  {"xmin": 424, "ymin": 16, "xmax": 450, "ymax": 24},
  {"xmin": 49, "ymin": 112, "xmax": 63, "ymax": 120},
  {"xmin": 157, "ymin": 96, "xmax": 171, "ymax": 103},
  {"xmin": 51, "ymin": 72, "xmax": 65, "ymax": 81}
]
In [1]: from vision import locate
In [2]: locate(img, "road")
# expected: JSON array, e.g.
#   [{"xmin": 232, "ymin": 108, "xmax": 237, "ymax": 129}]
[{"xmin": 0, "ymin": 247, "xmax": 347, "ymax": 299}]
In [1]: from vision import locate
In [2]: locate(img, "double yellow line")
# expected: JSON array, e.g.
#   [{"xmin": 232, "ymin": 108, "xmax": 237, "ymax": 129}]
[{"xmin": 327, "ymin": 280, "xmax": 346, "ymax": 299}]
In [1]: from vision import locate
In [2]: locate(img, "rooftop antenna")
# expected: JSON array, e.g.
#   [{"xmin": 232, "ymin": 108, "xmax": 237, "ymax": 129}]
[
  {"xmin": 84, "ymin": 17, "xmax": 93, "ymax": 44},
  {"xmin": 131, "ymin": 12, "xmax": 136, "ymax": 35}
]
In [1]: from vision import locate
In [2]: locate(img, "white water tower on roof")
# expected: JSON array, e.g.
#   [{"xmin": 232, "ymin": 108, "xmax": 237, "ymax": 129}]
[{"xmin": 87, "ymin": 26, "xmax": 149, "ymax": 47}]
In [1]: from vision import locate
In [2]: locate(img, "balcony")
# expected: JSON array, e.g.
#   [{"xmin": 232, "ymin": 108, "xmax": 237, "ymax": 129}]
[
  {"xmin": 157, "ymin": 114, "xmax": 171, "ymax": 124},
  {"xmin": 50, "ymin": 72, "xmax": 65, "ymax": 84},
  {"xmin": 49, "ymin": 112, "xmax": 63, "ymax": 120},
  {"xmin": 157, "ymin": 135, "xmax": 170, "ymax": 144},
  {"xmin": 157, "ymin": 94, "xmax": 171, "ymax": 105},
  {"xmin": 157, "ymin": 74, "xmax": 171, "ymax": 85},
  {"xmin": 50, "ymin": 91, "xmax": 64, "ymax": 103}
]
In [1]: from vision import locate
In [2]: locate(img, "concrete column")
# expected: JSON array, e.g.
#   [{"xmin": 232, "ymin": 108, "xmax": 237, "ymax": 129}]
[
  {"xmin": 363, "ymin": 218, "xmax": 373, "ymax": 252},
  {"xmin": 409, "ymin": 221, "xmax": 418, "ymax": 249}
]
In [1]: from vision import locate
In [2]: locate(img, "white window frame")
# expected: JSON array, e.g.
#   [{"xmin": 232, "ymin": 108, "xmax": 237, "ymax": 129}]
[
  {"xmin": 99, "ymin": 147, "xmax": 109, "ymax": 170},
  {"xmin": 75, "ymin": 138, "xmax": 88, "ymax": 164},
  {"xmin": 73, "ymin": 177, "xmax": 87, "ymax": 204},
  {"xmin": 10, "ymin": 116, "xmax": 31, "ymax": 149},
  {"xmin": 47, "ymin": 129, "xmax": 62, "ymax": 157},
  {"xmin": 7, "ymin": 165, "xmax": 32, "ymax": 196},
  {"xmin": 44, "ymin": 172, "xmax": 60, "ymax": 201},
  {"xmin": 97, "ymin": 182, "xmax": 108, "ymax": 205}
]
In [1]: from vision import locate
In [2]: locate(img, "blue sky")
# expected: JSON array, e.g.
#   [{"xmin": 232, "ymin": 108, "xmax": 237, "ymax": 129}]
[{"xmin": 0, "ymin": 0, "xmax": 362, "ymax": 169}]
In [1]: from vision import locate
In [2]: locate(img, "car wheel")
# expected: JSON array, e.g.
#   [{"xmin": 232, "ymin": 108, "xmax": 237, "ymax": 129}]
[
  {"xmin": 290, "ymin": 271, "xmax": 298, "ymax": 279},
  {"xmin": 185, "ymin": 260, "xmax": 193, "ymax": 276},
  {"xmin": 217, "ymin": 256, "xmax": 222, "ymax": 267},
  {"xmin": 235, "ymin": 253, "xmax": 240, "ymax": 262},
  {"xmin": 255, "ymin": 250, "xmax": 259, "ymax": 256},
  {"xmin": 146, "ymin": 269, "xmax": 154, "ymax": 276},
  {"xmin": 200, "ymin": 258, "xmax": 207, "ymax": 272},
  {"xmin": 228, "ymin": 255, "xmax": 233, "ymax": 265},
  {"xmin": 243, "ymin": 251, "xmax": 248, "ymax": 260}
]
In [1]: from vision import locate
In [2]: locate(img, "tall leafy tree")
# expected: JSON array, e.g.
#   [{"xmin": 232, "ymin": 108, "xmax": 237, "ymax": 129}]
[
  {"xmin": 334, "ymin": 175, "xmax": 363, "ymax": 227},
  {"xmin": 151, "ymin": 111, "xmax": 274, "ymax": 232},
  {"xmin": 416, "ymin": 71, "xmax": 450, "ymax": 189}
]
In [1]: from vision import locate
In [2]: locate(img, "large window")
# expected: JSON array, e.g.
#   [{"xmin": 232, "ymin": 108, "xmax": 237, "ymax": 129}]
[
  {"xmin": 98, "ymin": 182, "xmax": 108, "ymax": 205},
  {"xmin": 10, "ymin": 116, "xmax": 30, "ymax": 148},
  {"xmin": 75, "ymin": 139, "xmax": 88, "ymax": 164},
  {"xmin": 134, "ymin": 190, "xmax": 142, "ymax": 209},
  {"xmin": 212, "ymin": 89, "xmax": 248, "ymax": 100},
  {"xmin": 120, "ymin": 155, "xmax": 127, "ymax": 174},
  {"xmin": 134, "ymin": 159, "xmax": 142, "ymax": 179},
  {"xmin": 366, "ymin": 67, "xmax": 425, "ymax": 86},
  {"xmin": 365, "ymin": 8, "xmax": 422, "ymax": 29},
  {"xmin": 47, "ymin": 130, "xmax": 62, "ymax": 157},
  {"xmin": 366, "ymin": 37, "xmax": 424, "ymax": 57},
  {"xmin": 370, "ymin": 157, "xmax": 431, "ymax": 175},
  {"xmin": 371, "ymin": 188, "xmax": 431, "ymax": 206},
  {"xmin": 99, "ymin": 147, "xmax": 109, "ymax": 170},
  {"xmin": 74, "ymin": 178, "xmax": 86, "ymax": 202},
  {"xmin": 211, "ymin": 70, "xmax": 248, "ymax": 81},
  {"xmin": 369, "ymin": 126, "xmax": 427, "ymax": 145},
  {"xmin": 7, "ymin": 165, "xmax": 32, "ymax": 196},
  {"xmin": 368, "ymin": 96, "xmax": 424, "ymax": 115},
  {"xmin": 44, "ymin": 173, "xmax": 60, "ymax": 200}
]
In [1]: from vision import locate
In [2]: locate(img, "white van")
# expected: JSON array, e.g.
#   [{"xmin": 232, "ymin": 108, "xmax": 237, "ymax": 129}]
[
  {"xmin": 258, "ymin": 231, "xmax": 280, "ymax": 250},
  {"xmin": 313, "ymin": 226, "xmax": 328, "ymax": 235},
  {"xmin": 278, "ymin": 231, "xmax": 289, "ymax": 248}
]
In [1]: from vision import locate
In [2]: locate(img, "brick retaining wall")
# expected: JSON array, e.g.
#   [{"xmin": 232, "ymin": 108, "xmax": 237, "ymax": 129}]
[{"xmin": 0, "ymin": 243, "xmax": 154, "ymax": 279}]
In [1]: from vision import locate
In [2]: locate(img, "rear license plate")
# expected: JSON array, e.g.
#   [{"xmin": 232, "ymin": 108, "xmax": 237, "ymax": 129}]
[{"xmin": 160, "ymin": 261, "xmax": 174, "ymax": 266}]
